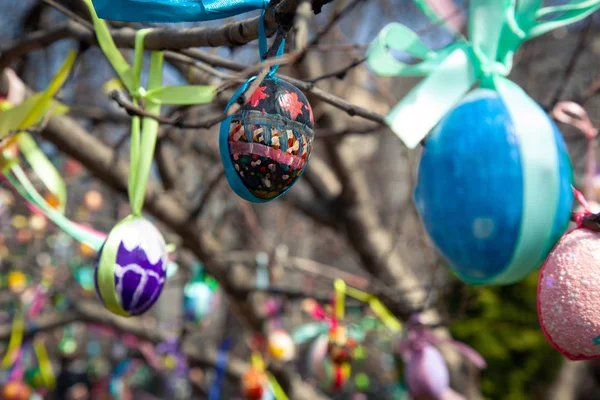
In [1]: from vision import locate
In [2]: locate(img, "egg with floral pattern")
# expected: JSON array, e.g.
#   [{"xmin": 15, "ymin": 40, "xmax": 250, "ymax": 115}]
[
  {"xmin": 94, "ymin": 218, "xmax": 167, "ymax": 316},
  {"xmin": 220, "ymin": 77, "xmax": 314, "ymax": 202}
]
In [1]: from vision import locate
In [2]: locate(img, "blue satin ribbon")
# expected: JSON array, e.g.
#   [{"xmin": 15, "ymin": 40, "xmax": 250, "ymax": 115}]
[
  {"xmin": 92, "ymin": 0, "xmax": 269, "ymax": 22},
  {"xmin": 209, "ymin": 338, "xmax": 233, "ymax": 400}
]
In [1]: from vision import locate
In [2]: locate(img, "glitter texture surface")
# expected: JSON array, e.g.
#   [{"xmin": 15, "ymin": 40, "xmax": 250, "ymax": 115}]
[{"xmin": 538, "ymin": 228, "xmax": 600, "ymax": 360}]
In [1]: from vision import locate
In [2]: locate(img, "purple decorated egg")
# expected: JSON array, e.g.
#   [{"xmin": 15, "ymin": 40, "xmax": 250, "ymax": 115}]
[
  {"xmin": 404, "ymin": 344, "xmax": 449, "ymax": 400},
  {"xmin": 94, "ymin": 218, "xmax": 167, "ymax": 316},
  {"xmin": 220, "ymin": 78, "xmax": 314, "ymax": 202}
]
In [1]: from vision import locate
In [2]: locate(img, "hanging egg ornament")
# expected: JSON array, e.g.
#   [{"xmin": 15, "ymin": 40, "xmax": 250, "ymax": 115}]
[
  {"xmin": 327, "ymin": 325, "xmax": 357, "ymax": 364},
  {"xmin": 94, "ymin": 217, "xmax": 167, "ymax": 316},
  {"xmin": 241, "ymin": 366, "xmax": 268, "ymax": 400},
  {"xmin": 220, "ymin": 77, "xmax": 314, "ymax": 202},
  {"xmin": 267, "ymin": 329, "xmax": 296, "ymax": 362},
  {"xmin": 307, "ymin": 335, "xmax": 350, "ymax": 391},
  {"xmin": 404, "ymin": 344, "xmax": 449, "ymax": 400},
  {"xmin": 414, "ymin": 89, "xmax": 573, "ymax": 285},
  {"xmin": 538, "ymin": 227, "xmax": 600, "ymax": 359},
  {"xmin": 183, "ymin": 275, "xmax": 219, "ymax": 324}
]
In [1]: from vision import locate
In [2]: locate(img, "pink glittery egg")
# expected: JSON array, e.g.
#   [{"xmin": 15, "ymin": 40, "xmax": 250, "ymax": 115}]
[{"xmin": 538, "ymin": 228, "xmax": 600, "ymax": 360}]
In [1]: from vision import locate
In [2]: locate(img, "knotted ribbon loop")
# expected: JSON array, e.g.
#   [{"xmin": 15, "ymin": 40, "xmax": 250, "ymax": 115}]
[{"xmin": 367, "ymin": 0, "xmax": 600, "ymax": 148}]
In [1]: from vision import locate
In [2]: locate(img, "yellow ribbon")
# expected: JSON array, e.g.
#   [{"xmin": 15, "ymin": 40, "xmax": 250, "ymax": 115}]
[
  {"xmin": 33, "ymin": 336, "xmax": 56, "ymax": 389},
  {"xmin": 334, "ymin": 279, "xmax": 402, "ymax": 333},
  {"xmin": 334, "ymin": 279, "xmax": 346, "ymax": 321},
  {"xmin": 2, "ymin": 309, "xmax": 24, "ymax": 368}
]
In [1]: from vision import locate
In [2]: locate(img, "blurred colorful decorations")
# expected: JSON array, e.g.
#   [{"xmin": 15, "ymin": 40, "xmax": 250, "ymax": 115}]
[
  {"xmin": 0, "ymin": 51, "xmax": 74, "ymax": 216},
  {"xmin": 183, "ymin": 265, "xmax": 220, "ymax": 325},
  {"xmin": 59, "ymin": 325, "xmax": 78, "ymax": 356},
  {"xmin": 267, "ymin": 329, "xmax": 295, "ymax": 362},
  {"xmin": 220, "ymin": 77, "xmax": 314, "ymax": 203},
  {"xmin": 396, "ymin": 315, "xmax": 485, "ymax": 400},
  {"xmin": 1, "ymin": 380, "xmax": 32, "ymax": 400},
  {"xmin": 538, "ymin": 188, "xmax": 600, "ymax": 360},
  {"xmin": 366, "ymin": 1, "xmax": 597, "ymax": 285},
  {"xmin": 94, "ymin": 217, "xmax": 167, "ymax": 317},
  {"xmin": 208, "ymin": 338, "xmax": 233, "ymax": 400},
  {"xmin": 84, "ymin": 190, "xmax": 103, "ymax": 211},
  {"xmin": 90, "ymin": 0, "xmax": 268, "ymax": 23},
  {"xmin": 293, "ymin": 280, "xmax": 398, "ymax": 391},
  {"xmin": 242, "ymin": 364, "xmax": 269, "ymax": 400},
  {"xmin": 6, "ymin": 271, "xmax": 27, "ymax": 293}
]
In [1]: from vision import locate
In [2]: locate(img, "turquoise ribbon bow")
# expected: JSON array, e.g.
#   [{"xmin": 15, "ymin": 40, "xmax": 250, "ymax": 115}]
[{"xmin": 367, "ymin": 0, "xmax": 600, "ymax": 149}]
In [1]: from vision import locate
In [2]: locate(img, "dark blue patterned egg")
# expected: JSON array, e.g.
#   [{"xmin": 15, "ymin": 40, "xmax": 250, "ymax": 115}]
[{"xmin": 220, "ymin": 78, "xmax": 314, "ymax": 202}]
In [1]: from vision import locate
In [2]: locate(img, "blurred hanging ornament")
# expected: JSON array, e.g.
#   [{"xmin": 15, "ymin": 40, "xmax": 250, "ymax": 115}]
[
  {"xmin": 94, "ymin": 217, "xmax": 167, "ymax": 317},
  {"xmin": 28, "ymin": 214, "xmax": 47, "ymax": 233},
  {"xmin": 413, "ymin": 89, "xmax": 573, "ymax": 284},
  {"xmin": 84, "ymin": 190, "xmax": 103, "ymax": 211},
  {"xmin": 538, "ymin": 189, "xmax": 600, "ymax": 359},
  {"xmin": 266, "ymin": 329, "xmax": 296, "ymax": 362},
  {"xmin": 327, "ymin": 325, "xmax": 357, "ymax": 365},
  {"xmin": 220, "ymin": 77, "xmax": 314, "ymax": 202},
  {"xmin": 64, "ymin": 159, "xmax": 83, "ymax": 177},
  {"xmin": 183, "ymin": 269, "xmax": 219, "ymax": 324},
  {"xmin": 366, "ymin": 1, "xmax": 600, "ymax": 285},
  {"xmin": 396, "ymin": 315, "xmax": 486, "ymax": 400},
  {"xmin": 1, "ymin": 381, "xmax": 32, "ymax": 400},
  {"xmin": 241, "ymin": 366, "xmax": 269, "ymax": 400},
  {"xmin": 307, "ymin": 334, "xmax": 350, "ymax": 392},
  {"xmin": 7, "ymin": 271, "xmax": 27, "ymax": 293}
]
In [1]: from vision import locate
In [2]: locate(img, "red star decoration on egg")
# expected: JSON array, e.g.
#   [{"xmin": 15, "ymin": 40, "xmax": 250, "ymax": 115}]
[
  {"xmin": 279, "ymin": 91, "xmax": 304, "ymax": 120},
  {"xmin": 247, "ymin": 86, "xmax": 269, "ymax": 107},
  {"xmin": 305, "ymin": 103, "xmax": 313, "ymax": 124}
]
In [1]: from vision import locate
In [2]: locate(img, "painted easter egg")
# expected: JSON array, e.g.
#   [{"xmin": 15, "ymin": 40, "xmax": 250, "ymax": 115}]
[
  {"xmin": 414, "ymin": 88, "xmax": 573, "ymax": 285},
  {"xmin": 183, "ymin": 275, "xmax": 219, "ymax": 324},
  {"xmin": 327, "ymin": 325, "xmax": 357, "ymax": 364},
  {"xmin": 307, "ymin": 335, "xmax": 350, "ymax": 391},
  {"xmin": 94, "ymin": 218, "xmax": 167, "ymax": 316},
  {"xmin": 241, "ymin": 367, "xmax": 268, "ymax": 400},
  {"xmin": 1, "ymin": 381, "xmax": 32, "ymax": 400},
  {"xmin": 404, "ymin": 344, "xmax": 449, "ymax": 400},
  {"xmin": 538, "ymin": 228, "xmax": 600, "ymax": 360},
  {"xmin": 220, "ymin": 77, "xmax": 314, "ymax": 202},
  {"xmin": 267, "ymin": 329, "xmax": 296, "ymax": 362}
]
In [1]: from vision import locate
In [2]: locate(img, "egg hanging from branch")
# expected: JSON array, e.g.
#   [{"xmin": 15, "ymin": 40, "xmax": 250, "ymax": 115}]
[
  {"xmin": 538, "ymin": 227, "xmax": 600, "ymax": 360},
  {"xmin": 267, "ymin": 329, "xmax": 296, "ymax": 362},
  {"xmin": 94, "ymin": 217, "xmax": 167, "ymax": 316},
  {"xmin": 414, "ymin": 88, "xmax": 573, "ymax": 285},
  {"xmin": 220, "ymin": 78, "xmax": 314, "ymax": 203},
  {"xmin": 183, "ymin": 274, "xmax": 219, "ymax": 324}
]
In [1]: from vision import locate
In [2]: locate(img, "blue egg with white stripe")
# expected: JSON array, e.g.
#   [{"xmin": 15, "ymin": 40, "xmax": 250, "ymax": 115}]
[{"xmin": 414, "ymin": 89, "xmax": 573, "ymax": 285}]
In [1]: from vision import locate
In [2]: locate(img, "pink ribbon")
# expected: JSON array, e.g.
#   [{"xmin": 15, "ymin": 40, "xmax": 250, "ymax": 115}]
[
  {"xmin": 553, "ymin": 102, "xmax": 598, "ymax": 201},
  {"xmin": 424, "ymin": 0, "xmax": 466, "ymax": 33},
  {"xmin": 572, "ymin": 186, "xmax": 592, "ymax": 228}
]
